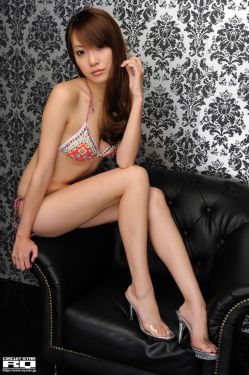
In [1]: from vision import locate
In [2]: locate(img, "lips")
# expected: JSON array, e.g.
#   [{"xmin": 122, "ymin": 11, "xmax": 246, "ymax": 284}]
[{"xmin": 92, "ymin": 69, "xmax": 104, "ymax": 74}]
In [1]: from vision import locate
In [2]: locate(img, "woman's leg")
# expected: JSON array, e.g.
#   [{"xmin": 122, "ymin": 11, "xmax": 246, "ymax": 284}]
[
  {"xmin": 147, "ymin": 188, "xmax": 217, "ymax": 353},
  {"xmin": 21, "ymin": 166, "xmax": 171, "ymax": 337},
  {"xmin": 79, "ymin": 187, "xmax": 217, "ymax": 353}
]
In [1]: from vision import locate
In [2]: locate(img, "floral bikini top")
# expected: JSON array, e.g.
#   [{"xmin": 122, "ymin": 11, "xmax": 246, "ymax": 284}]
[{"xmin": 58, "ymin": 83, "xmax": 117, "ymax": 161}]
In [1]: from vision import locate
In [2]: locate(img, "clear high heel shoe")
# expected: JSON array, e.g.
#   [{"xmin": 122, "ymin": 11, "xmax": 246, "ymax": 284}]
[
  {"xmin": 125, "ymin": 294, "xmax": 175, "ymax": 341},
  {"xmin": 176, "ymin": 310, "xmax": 218, "ymax": 360}
]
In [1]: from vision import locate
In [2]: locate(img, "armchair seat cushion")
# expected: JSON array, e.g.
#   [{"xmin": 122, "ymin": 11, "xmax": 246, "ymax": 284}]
[{"xmin": 62, "ymin": 270, "xmax": 201, "ymax": 375}]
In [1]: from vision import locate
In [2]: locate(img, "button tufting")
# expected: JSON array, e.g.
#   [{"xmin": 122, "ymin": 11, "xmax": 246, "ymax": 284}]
[
  {"xmin": 168, "ymin": 200, "xmax": 173, "ymax": 205},
  {"xmin": 184, "ymin": 231, "xmax": 188, "ymax": 236},
  {"xmin": 206, "ymin": 207, "xmax": 211, "ymax": 212},
  {"xmin": 220, "ymin": 239, "xmax": 224, "ymax": 245}
]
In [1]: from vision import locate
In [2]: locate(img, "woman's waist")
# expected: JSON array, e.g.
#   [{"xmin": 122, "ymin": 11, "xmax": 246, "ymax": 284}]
[
  {"xmin": 17, "ymin": 172, "xmax": 95, "ymax": 198},
  {"xmin": 17, "ymin": 179, "xmax": 71, "ymax": 198}
]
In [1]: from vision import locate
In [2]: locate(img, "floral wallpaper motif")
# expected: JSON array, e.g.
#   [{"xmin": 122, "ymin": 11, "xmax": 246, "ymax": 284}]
[
  {"xmin": 144, "ymin": 13, "xmax": 186, "ymax": 78},
  {"xmin": 1, "ymin": 0, "xmax": 249, "ymax": 302}
]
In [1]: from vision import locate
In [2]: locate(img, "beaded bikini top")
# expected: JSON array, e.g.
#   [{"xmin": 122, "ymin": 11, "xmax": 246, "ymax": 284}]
[{"xmin": 58, "ymin": 81, "xmax": 117, "ymax": 161}]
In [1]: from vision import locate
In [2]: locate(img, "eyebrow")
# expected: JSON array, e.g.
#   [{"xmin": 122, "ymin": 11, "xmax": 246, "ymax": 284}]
[{"xmin": 74, "ymin": 45, "xmax": 84, "ymax": 48}]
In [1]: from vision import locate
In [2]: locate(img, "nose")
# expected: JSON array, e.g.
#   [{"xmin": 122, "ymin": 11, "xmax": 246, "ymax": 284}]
[{"xmin": 87, "ymin": 49, "xmax": 99, "ymax": 66}]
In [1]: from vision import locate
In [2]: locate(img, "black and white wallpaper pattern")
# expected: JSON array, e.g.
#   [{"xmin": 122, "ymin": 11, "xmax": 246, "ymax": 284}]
[{"xmin": 1, "ymin": 1, "xmax": 249, "ymax": 333}]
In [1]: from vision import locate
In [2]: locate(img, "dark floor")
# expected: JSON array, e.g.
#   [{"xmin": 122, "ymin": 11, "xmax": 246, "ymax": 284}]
[{"xmin": 0, "ymin": 277, "xmax": 249, "ymax": 375}]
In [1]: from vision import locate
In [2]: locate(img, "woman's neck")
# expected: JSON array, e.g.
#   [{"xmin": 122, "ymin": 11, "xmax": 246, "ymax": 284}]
[{"xmin": 84, "ymin": 78, "xmax": 106, "ymax": 101}]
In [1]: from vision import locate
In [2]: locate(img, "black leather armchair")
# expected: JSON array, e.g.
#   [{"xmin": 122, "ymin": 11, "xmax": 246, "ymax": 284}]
[{"xmin": 31, "ymin": 168, "xmax": 249, "ymax": 375}]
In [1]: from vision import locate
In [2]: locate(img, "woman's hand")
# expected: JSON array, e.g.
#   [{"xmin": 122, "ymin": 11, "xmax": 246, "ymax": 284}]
[
  {"xmin": 12, "ymin": 235, "xmax": 38, "ymax": 271},
  {"xmin": 121, "ymin": 56, "xmax": 144, "ymax": 100}
]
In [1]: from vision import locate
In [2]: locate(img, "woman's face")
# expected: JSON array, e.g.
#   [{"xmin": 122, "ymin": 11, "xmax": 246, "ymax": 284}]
[{"xmin": 71, "ymin": 31, "xmax": 113, "ymax": 83}]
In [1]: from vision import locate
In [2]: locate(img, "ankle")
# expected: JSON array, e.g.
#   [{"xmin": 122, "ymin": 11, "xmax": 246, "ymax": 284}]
[
  {"xmin": 180, "ymin": 299, "xmax": 207, "ymax": 313},
  {"xmin": 129, "ymin": 283, "xmax": 154, "ymax": 300}
]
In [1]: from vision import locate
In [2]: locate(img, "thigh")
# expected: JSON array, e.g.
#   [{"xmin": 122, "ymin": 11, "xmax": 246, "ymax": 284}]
[
  {"xmin": 28, "ymin": 165, "xmax": 147, "ymax": 237},
  {"xmin": 79, "ymin": 203, "xmax": 119, "ymax": 228},
  {"xmin": 79, "ymin": 186, "xmax": 159, "ymax": 229}
]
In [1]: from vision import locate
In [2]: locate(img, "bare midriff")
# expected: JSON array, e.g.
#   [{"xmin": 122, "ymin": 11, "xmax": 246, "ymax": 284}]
[
  {"xmin": 17, "ymin": 78, "xmax": 112, "ymax": 222},
  {"xmin": 17, "ymin": 147, "xmax": 103, "ymax": 198}
]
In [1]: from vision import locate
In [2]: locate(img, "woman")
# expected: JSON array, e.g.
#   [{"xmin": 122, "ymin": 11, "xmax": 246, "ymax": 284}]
[{"xmin": 11, "ymin": 7, "xmax": 217, "ymax": 360}]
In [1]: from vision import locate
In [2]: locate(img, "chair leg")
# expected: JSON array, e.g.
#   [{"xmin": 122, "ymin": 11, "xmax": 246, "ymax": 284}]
[{"xmin": 54, "ymin": 364, "xmax": 57, "ymax": 375}]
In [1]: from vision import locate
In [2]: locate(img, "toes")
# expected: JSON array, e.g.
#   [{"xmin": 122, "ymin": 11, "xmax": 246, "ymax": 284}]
[
  {"xmin": 147, "ymin": 322, "xmax": 171, "ymax": 338},
  {"xmin": 205, "ymin": 342, "xmax": 217, "ymax": 353},
  {"xmin": 161, "ymin": 323, "xmax": 173, "ymax": 337},
  {"xmin": 211, "ymin": 345, "xmax": 218, "ymax": 353},
  {"xmin": 206, "ymin": 340, "xmax": 217, "ymax": 353},
  {"xmin": 161, "ymin": 323, "xmax": 169, "ymax": 334},
  {"xmin": 193, "ymin": 340, "xmax": 217, "ymax": 353}
]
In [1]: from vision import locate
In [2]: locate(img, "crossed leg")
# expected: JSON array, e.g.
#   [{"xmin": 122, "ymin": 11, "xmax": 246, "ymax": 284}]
[
  {"xmin": 80, "ymin": 186, "xmax": 217, "ymax": 353},
  {"xmin": 19, "ymin": 165, "xmax": 217, "ymax": 351},
  {"xmin": 20, "ymin": 165, "xmax": 172, "ymax": 337}
]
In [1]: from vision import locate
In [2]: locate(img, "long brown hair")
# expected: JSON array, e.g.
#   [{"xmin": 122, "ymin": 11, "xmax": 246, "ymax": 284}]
[{"xmin": 65, "ymin": 7, "xmax": 132, "ymax": 145}]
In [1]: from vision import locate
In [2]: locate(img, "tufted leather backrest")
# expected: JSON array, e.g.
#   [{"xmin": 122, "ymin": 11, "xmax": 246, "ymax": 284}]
[{"xmin": 112, "ymin": 168, "xmax": 249, "ymax": 284}]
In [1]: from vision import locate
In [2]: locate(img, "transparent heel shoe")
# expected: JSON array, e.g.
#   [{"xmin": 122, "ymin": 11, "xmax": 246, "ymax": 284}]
[
  {"xmin": 125, "ymin": 294, "xmax": 175, "ymax": 341},
  {"xmin": 176, "ymin": 310, "xmax": 218, "ymax": 361}
]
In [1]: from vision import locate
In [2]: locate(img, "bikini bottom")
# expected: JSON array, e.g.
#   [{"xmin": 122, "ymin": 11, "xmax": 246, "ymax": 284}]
[{"xmin": 13, "ymin": 196, "xmax": 36, "ymax": 237}]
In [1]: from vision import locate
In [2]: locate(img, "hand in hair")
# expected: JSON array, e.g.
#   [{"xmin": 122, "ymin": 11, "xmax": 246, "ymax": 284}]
[{"xmin": 121, "ymin": 56, "xmax": 144, "ymax": 100}]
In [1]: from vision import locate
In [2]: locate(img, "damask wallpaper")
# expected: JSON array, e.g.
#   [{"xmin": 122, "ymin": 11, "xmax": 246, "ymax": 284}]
[{"xmin": 1, "ymin": 0, "xmax": 249, "ymax": 324}]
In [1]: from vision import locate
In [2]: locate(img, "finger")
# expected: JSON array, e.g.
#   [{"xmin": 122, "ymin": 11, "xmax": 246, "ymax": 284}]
[
  {"xmin": 123, "ymin": 61, "xmax": 144, "ymax": 76},
  {"xmin": 15, "ymin": 258, "xmax": 21, "ymax": 270},
  {"xmin": 125, "ymin": 62, "xmax": 143, "ymax": 76},
  {"xmin": 19, "ymin": 258, "xmax": 26, "ymax": 271},
  {"xmin": 121, "ymin": 60, "xmax": 128, "ymax": 67},
  {"xmin": 134, "ymin": 58, "xmax": 144, "ymax": 70},
  {"xmin": 122, "ymin": 56, "xmax": 143, "ymax": 65},
  {"xmin": 23, "ymin": 255, "xmax": 31, "ymax": 269},
  {"xmin": 121, "ymin": 57, "xmax": 139, "ymax": 67},
  {"xmin": 130, "ymin": 55, "xmax": 142, "ymax": 63},
  {"xmin": 126, "ymin": 65, "xmax": 135, "ymax": 80},
  {"xmin": 31, "ymin": 246, "xmax": 38, "ymax": 263},
  {"xmin": 121, "ymin": 59, "xmax": 141, "ymax": 68},
  {"xmin": 135, "ymin": 57, "xmax": 143, "ymax": 67}
]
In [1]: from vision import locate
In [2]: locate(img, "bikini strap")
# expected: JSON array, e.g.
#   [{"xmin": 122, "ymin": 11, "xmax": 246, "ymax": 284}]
[{"xmin": 85, "ymin": 80, "xmax": 95, "ymax": 122}]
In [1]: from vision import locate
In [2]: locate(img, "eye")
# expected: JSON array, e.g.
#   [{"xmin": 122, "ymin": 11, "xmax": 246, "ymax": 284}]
[
  {"xmin": 76, "ymin": 50, "xmax": 85, "ymax": 56},
  {"xmin": 96, "ymin": 44, "xmax": 104, "ymax": 50}
]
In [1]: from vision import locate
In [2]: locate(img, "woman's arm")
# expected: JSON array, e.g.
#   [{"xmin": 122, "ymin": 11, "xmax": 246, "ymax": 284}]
[
  {"xmin": 12, "ymin": 83, "xmax": 74, "ymax": 270},
  {"xmin": 16, "ymin": 84, "xmax": 73, "ymax": 238},
  {"xmin": 116, "ymin": 96, "xmax": 143, "ymax": 168},
  {"xmin": 116, "ymin": 56, "xmax": 144, "ymax": 169}
]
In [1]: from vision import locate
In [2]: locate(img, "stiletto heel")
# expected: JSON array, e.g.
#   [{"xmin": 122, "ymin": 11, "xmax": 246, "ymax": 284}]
[
  {"xmin": 129, "ymin": 302, "xmax": 134, "ymax": 320},
  {"xmin": 125, "ymin": 293, "xmax": 175, "ymax": 341},
  {"xmin": 178, "ymin": 319, "xmax": 186, "ymax": 344},
  {"xmin": 176, "ymin": 310, "xmax": 218, "ymax": 361}
]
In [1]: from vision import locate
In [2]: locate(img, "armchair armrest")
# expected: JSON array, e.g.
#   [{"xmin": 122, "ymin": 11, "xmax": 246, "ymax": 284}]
[
  {"xmin": 207, "ymin": 223, "xmax": 249, "ymax": 331},
  {"xmin": 30, "ymin": 224, "xmax": 115, "ymax": 361},
  {"xmin": 206, "ymin": 223, "xmax": 249, "ymax": 374},
  {"xmin": 32, "ymin": 224, "xmax": 115, "ymax": 306}
]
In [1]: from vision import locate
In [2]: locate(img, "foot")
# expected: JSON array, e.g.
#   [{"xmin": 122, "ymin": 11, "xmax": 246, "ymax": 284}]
[
  {"xmin": 125, "ymin": 284, "xmax": 174, "ymax": 339},
  {"xmin": 178, "ymin": 302, "xmax": 217, "ymax": 354}
]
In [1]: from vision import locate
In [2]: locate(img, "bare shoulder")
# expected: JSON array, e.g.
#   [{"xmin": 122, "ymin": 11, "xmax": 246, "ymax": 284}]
[
  {"xmin": 51, "ymin": 80, "xmax": 78, "ymax": 102},
  {"xmin": 49, "ymin": 78, "xmax": 88, "ymax": 106},
  {"xmin": 40, "ymin": 80, "xmax": 82, "ymax": 129}
]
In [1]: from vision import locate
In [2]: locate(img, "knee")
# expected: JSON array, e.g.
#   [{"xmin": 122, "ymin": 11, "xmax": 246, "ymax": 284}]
[
  {"xmin": 149, "ymin": 187, "xmax": 169, "ymax": 215},
  {"xmin": 124, "ymin": 165, "xmax": 150, "ymax": 187}
]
